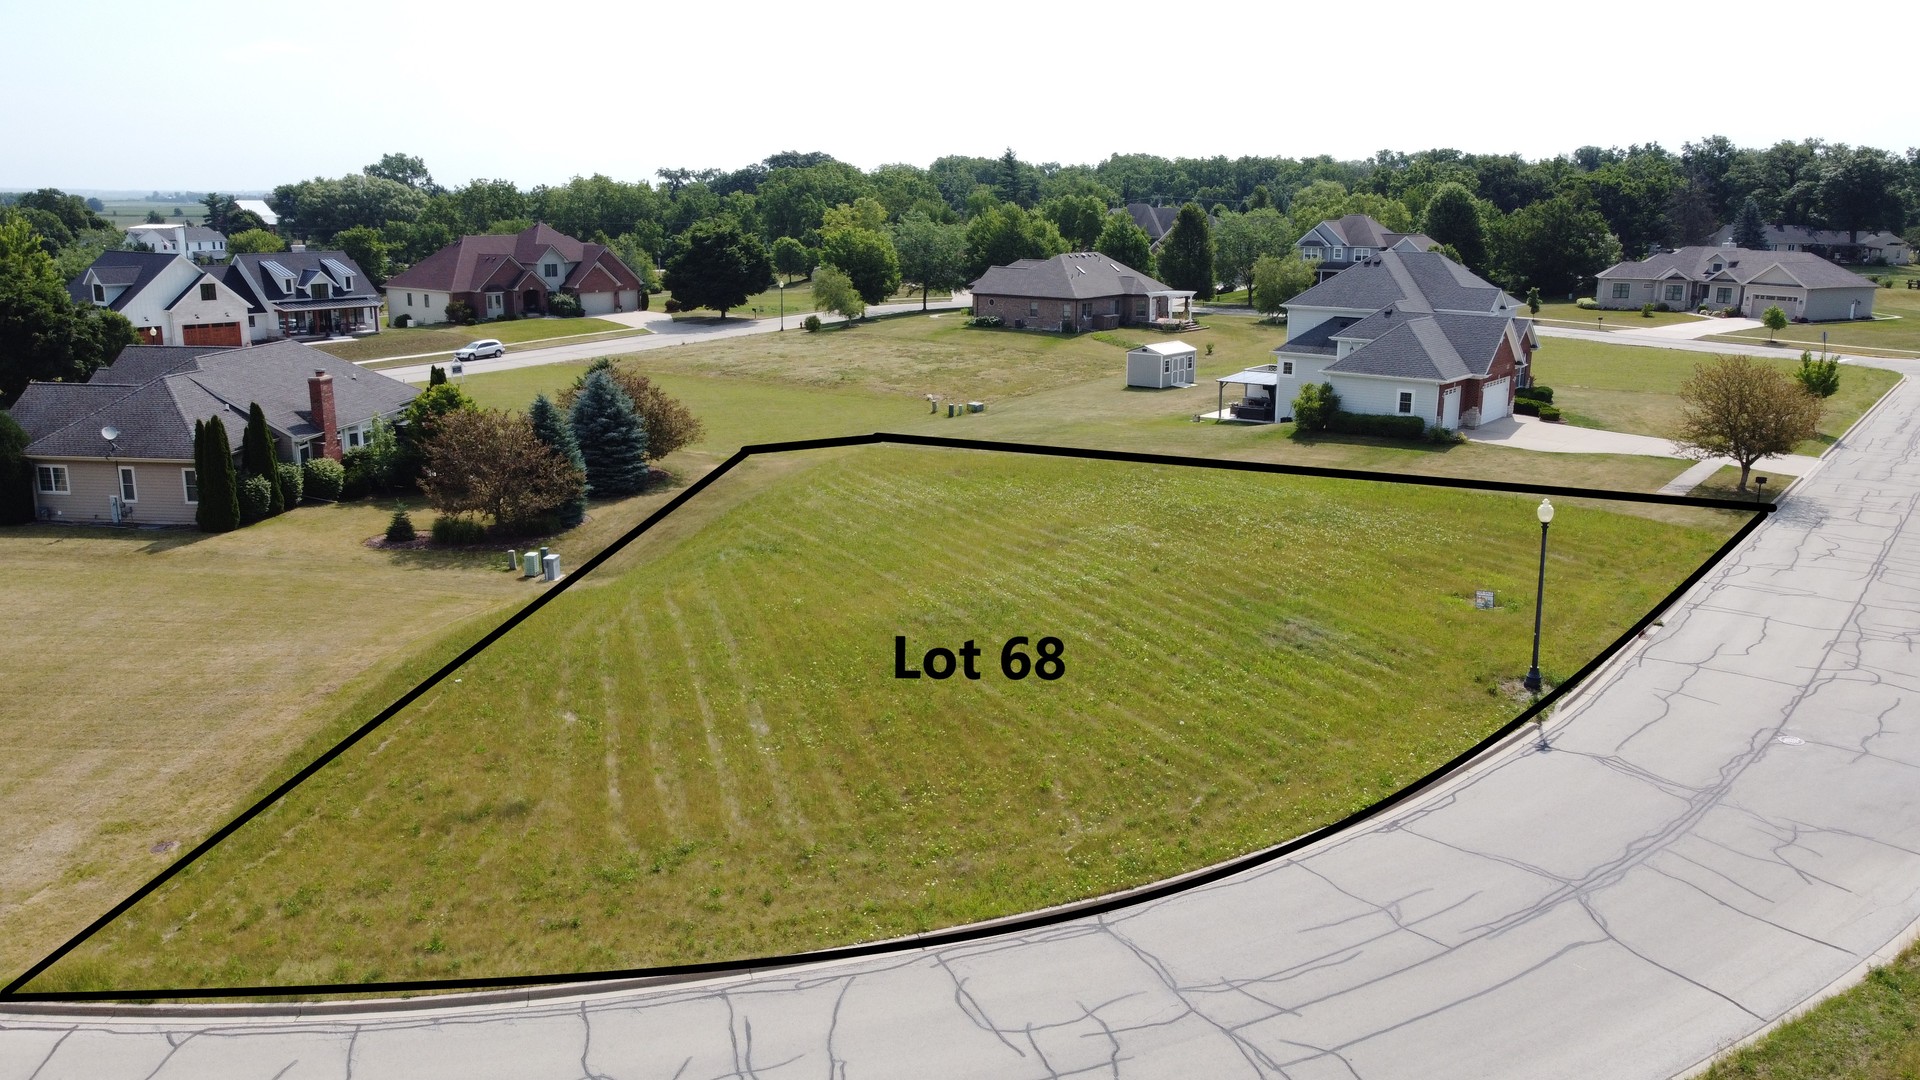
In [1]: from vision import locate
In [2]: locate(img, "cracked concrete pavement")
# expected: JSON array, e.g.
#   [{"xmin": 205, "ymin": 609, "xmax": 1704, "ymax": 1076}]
[{"xmin": 3, "ymin": 358, "xmax": 1915, "ymax": 1078}]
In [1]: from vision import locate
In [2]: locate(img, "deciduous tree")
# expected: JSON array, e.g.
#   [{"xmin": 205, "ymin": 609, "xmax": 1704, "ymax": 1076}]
[
  {"xmin": 771, "ymin": 235, "xmax": 814, "ymax": 281},
  {"xmin": 419, "ymin": 409, "xmax": 584, "ymax": 533},
  {"xmin": 888, "ymin": 211, "xmax": 967, "ymax": 308},
  {"xmin": 1421, "ymin": 182, "xmax": 1488, "ymax": 272},
  {"xmin": 818, "ymin": 225, "xmax": 900, "ymax": 305},
  {"xmin": 1155, "ymin": 202, "xmax": 1216, "ymax": 299},
  {"xmin": 1673, "ymin": 355, "xmax": 1822, "ymax": 492},
  {"xmin": 1490, "ymin": 195, "xmax": 1622, "ymax": 297},
  {"xmin": 811, "ymin": 265, "xmax": 865, "ymax": 322},
  {"xmin": 1093, "ymin": 213, "xmax": 1154, "ymax": 272},
  {"xmin": 332, "ymin": 226, "xmax": 389, "ymax": 284},
  {"xmin": 227, "ymin": 228, "xmax": 286, "ymax": 254},
  {"xmin": 558, "ymin": 359, "xmax": 703, "ymax": 464},
  {"xmin": 0, "ymin": 212, "xmax": 139, "ymax": 406},
  {"xmin": 1761, "ymin": 305, "xmax": 1788, "ymax": 340},
  {"xmin": 963, "ymin": 202, "xmax": 1065, "ymax": 278},
  {"xmin": 1251, "ymin": 254, "xmax": 1318, "ymax": 314},
  {"xmin": 1212, "ymin": 208, "xmax": 1297, "ymax": 296},
  {"xmin": 664, "ymin": 218, "xmax": 773, "ymax": 319},
  {"xmin": 1041, "ymin": 194, "xmax": 1108, "ymax": 251}
]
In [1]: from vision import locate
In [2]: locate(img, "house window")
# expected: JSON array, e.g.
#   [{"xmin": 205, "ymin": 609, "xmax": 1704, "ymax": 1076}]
[
  {"xmin": 1302, "ymin": 246, "xmax": 1322, "ymax": 260},
  {"xmin": 1029, "ymin": 301, "xmax": 1038, "ymax": 316},
  {"xmin": 1710, "ymin": 262, "xmax": 1723, "ymax": 272},
  {"xmin": 298, "ymin": 442, "xmax": 313, "ymax": 464},
  {"xmin": 407, "ymin": 293, "xmax": 414, "ymax": 307},
  {"xmin": 1664, "ymin": 284, "xmax": 1684, "ymax": 302},
  {"xmin": 91, "ymin": 283, "xmax": 105, "ymax": 302},
  {"xmin": 1135, "ymin": 299, "xmax": 1147, "ymax": 316},
  {"xmin": 248, "ymin": 315, "xmax": 255, "ymax": 327},
  {"xmin": 36, "ymin": 464, "xmax": 69, "ymax": 494},
  {"xmin": 1329, "ymin": 247, "xmax": 1344, "ymax": 260},
  {"xmin": 182, "ymin": 468, "xmax": 199, "ymax": 504},
  {"xmin": 1397, "ymin": 391, "xmax": 1414, "ymax": 415},
  {"xmin": 200, "ymin": 283, "xmax": 217, "ymax": 301},
  {"xmin": 544, "ymin": 263, "xmax": 558, "ymax": 277},
  {"xmin": 1611, "ymin": 283, "xmax": 1631, "ymax": 299},
  {"xmin": 118, "ymin": 466, "xmax": 137, "ymax": 503},
  {"xmin": 1163, "ymin": 359, "xmax": 1171, "ymax": 374},
  {"xmin": 1715, "ymin": 287, "xmax": 1733, "ymax": 304},
  {"xmin": 345, "ymin": 423, "xmax": 369, "ymax": 450},
  {"xmin": 1281, "ymin": 361, "xmax": 1294, "ymax": 375},
  {"xmin": 343, "ymin": 276, "xmax": 353, "ymax": 291},
  {"xmin": 1080, "ymin": 302, "xmax": 1092, "ymax": 318},
  {"xmin": 311, "ymin": 282, "xmax": 331, "ymax": 300},
  {"xmin": 1353, "ymin": 248, "xmax": 1370, "ymax": 259}
]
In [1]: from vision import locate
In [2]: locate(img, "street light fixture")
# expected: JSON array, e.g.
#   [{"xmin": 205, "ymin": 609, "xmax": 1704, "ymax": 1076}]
[
  {"xmin": 779, "ymin": 279, "xmax": 785, "ymax": 332},
  {"xmin": 1523, "ymin": 498, "xmax": 1555, "ymax": 695}
]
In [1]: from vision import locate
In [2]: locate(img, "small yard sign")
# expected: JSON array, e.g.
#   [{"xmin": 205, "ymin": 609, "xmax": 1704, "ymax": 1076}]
[{"xmin": 1474, "ymin": 589, "xmax": 1496, "ymax": 610}]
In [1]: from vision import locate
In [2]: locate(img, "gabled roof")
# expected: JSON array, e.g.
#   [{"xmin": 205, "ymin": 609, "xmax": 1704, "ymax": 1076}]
[
  {"xmin": 968, "ymin": 252, "xmax": 1187, "ymax": 300},
  {"xmin": 1707, "ymin": 223, "xmax": 1909, "ymax": 251},
  {"xmin": 10, "ymin": 340, "xmax": 416, "ymax": 462},
  {"xmin": 1596, "ymin": 246, "xmax": 1876, "ymax": 290},
  {"xmin": 228, "ymin": 251, "xmax": 378, "ymax": 307},
  {"xmin": 88, "ymin": 344, "xmax": 232, "ymax": 385},
  {"xmin": 385, "ymin": 224, "xmax": 639, "ymax": 294},
  {"xmin": 1286, "ymin": 247, "xmax": 1521, "ymax": 315},
  {"xmin": 1125, "ymin": 204, "xmax": 1179, "ymax": 241},
  {"xmin": 66, "ymin": 250, "xmax": 183, "ymax": 309},
  {"xmin": 562, "ymin": 244, "xmax": 642, "ymax": 291},
  {"xmin": 1300, "ymin": 215, "xmax": 1437, "ymax": 255}
]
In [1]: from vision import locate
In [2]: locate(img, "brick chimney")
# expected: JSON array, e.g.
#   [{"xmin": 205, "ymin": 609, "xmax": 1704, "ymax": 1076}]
[{"xmin": 308, "ymin": 369, "xmax": 341, "ymax": 461}]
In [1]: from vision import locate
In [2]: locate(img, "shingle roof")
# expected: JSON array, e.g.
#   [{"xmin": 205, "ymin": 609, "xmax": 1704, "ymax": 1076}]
[
  {"xmin": 1706, "ymin": 224, "xmax": 1908, "ymax": 251},
  {"xmin": 66, "ymin": 250, "xmax": 182, "ymax": 309},
  {"xmin": 385, "ymin": 224, "xmax": 640, "ymax": 294},
  {"xmin": 1277, "ymin": 250, "xmax": 1522, "ymax": 383},
  {"xmin": 968, "ymin": 252, "xmax": 1185, "ymax": 300},
  {"xmin": 10, "ymin": 340, "xmax": 416, "ymax": 462},
  {"xmin": 1301, "ymin": 215, "xmax": 1437, "ymax": 256},
  {"xmin": 228, "ymin": 251, "xmax": 378, "ymax": 307},
  {"xmin": 1286, "ymin": 248, "xmax": 1520, "ymax": 314},
  {"xmin": 1597, "ymin": 246, "xmax": 1877, "ymax": 290},
  {"xmin": 1125, "ymin": 204, "xmax": 1179, "ymax": 241},
  {"xmin": 89, "ymin": 344, "xmax": 230, "ymax": 385}
]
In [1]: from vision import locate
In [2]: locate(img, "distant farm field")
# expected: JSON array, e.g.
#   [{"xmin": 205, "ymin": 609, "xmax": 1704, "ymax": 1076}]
[{"xmin": 32, "ymin": 445, "xmax": 1744, "ymax": 993}]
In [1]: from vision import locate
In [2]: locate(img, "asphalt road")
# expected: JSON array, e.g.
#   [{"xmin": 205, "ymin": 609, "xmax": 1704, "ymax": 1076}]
[{"xmin": 3, "ymin": 349, "xmax": 1916, "ymax": 1079}]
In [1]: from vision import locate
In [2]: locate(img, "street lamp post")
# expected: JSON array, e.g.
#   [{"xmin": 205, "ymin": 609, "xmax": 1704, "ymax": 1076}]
[
  {"xmin": 1523, "ymin": 498, "xmax": 1555, "ymax": 694},
  {"xmin": 779, "ymin": 280, "xmax": 785, "ymax": 332}
]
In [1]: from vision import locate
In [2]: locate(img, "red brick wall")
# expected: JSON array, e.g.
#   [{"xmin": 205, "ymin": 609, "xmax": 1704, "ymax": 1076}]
[{"xmin": 973, "ymin": 294, "xmax": 1131, "ymax": 330}]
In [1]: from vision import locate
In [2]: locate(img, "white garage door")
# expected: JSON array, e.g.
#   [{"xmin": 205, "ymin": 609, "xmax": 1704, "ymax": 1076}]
[
  {"xmin": 579, "ymin": 290, "xmax": 614, "ymax": 315},
  {"xmin": 1745, "ymin": 291, "xmax": 1801, "ymax": 319},
  {"xmin": 1481, "ymin": 378, "xmax": 1511, "ymax": 422}
]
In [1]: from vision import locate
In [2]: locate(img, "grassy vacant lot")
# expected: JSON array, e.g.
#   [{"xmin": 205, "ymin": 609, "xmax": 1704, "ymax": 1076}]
[
  {"xmin": 1530, "ymin": 300, "xmax": 1703, "ymax": 330},
  {"xmin": 0, "ymin": 480, "xmax": 709, "ymax": 983},
  {"xmin": 95, "ymin": 201, "xmax": 200, "ymax": 229},
  {"xmin": 1534, "ymin": 337, "xmax": 1901, "ymax": 456},
  {"xmin": 659, "ymin": 283, "xmax": 955, "ymax": 320},
  {"xmin": 31, "ymin": 446, "xmax": 1742, "ymax": 991},
  {"xmin": 1709, "ymin": 269, "xmax": 1920, "ymax": 355},
  {"xmin": 1704, "ymin": 938, "xmax": 1920, "ymax": 1079},
  {"xmin": 311, "ymin": 317, "xmax": 647, "ymax": 363}
]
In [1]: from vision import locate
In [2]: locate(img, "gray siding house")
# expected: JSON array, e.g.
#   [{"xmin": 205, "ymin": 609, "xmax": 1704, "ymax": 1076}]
[
  {"xmin": 1594, "ymin": 247, "xmax": 1879, "ymax": 322},
  {"xmin": 1296, "ymin": 215, "xmax": 1437, "ymax": 282}
]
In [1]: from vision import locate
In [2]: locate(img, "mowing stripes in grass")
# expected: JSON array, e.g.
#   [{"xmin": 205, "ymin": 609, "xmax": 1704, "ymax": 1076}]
[{"xmin": 21, "ymin": 445, "xmax": 1745, "ymax": 994}]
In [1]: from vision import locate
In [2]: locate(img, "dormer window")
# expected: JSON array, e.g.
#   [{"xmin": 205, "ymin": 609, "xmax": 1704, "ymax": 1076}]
[
  {"xmin": 543, "ymin": 263, "xmax": 558, "ymax": 277},
  {"xmin": 1710, "ymin": 262, "xmax": 1723, "ymax": 272},
  {"xmin": 91, "ymin": 282, "xmax": 105, "ymax": 303},
  {"xmin": 343, "ymin": 275, "xmax": 353, "ymax": 291},
  {"xmin": 311, "ymin": 281, "xmax": 331, "ymax": 300}
]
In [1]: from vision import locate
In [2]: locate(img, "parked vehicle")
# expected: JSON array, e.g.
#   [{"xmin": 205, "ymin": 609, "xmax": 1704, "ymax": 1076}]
[{"xmin": 455, "ymin": 339, "xmax": 505, "ymax": 361}]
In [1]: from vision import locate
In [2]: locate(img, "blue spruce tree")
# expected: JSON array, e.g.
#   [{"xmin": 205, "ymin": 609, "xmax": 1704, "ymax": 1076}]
[
  {"xmin": 528, "ymin": 393, "xmax": 588, "ymax": 527},
  {"xmin": 567, "ymin": 369, "xmax": 648, "ymax": 497}
]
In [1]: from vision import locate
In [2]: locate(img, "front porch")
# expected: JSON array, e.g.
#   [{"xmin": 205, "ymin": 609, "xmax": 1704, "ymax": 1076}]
[{"xmin": 280, "ymin": 304, "xmax": 381, "ymax": 339}]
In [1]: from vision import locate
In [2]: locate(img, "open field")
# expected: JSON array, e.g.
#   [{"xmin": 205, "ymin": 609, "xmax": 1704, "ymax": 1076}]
[
  {"xmin": 658, "ymin": 283, "xmax": 955, "ymax": 320},
  {"xmin": 1703, "ymin": 936, "xmax": 1920, "ymax": 1079},
  {"xmin": 1530, "ymin": 300, "xmax": 1704, "ymax": 330},
  {"xmin": 310, "ymin": 317, "xmax": 646, "ymax": 363},
  {"xmin": 1534, "ymin": 337, "xmax": 1902, "ymax": 456},
  {"xmin": 29, "ymin": 445, "xmax": 1744, "ymax": 991},
  {"xmin": 93, "ymin": 200, "xmax": 205, "ymax": 229},
  {"xmin": 1708, "ymin": 277, "xmax": 1920, "ymax": 354},
  {"xmin": 0, "ymin": 479, "xmax": 710, "ymax": 982}
]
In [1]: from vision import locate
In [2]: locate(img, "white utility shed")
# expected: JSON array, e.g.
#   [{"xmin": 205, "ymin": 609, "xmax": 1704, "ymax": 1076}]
[{"xmin": 1126, "ymin": 340, "xmax": 1197, "ymax": 388}]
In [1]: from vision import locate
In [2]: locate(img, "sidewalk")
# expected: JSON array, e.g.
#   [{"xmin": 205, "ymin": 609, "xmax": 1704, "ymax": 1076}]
[{"xmin": 1466, "ymin": 414, "xmax": 1821, "ymax": 476}]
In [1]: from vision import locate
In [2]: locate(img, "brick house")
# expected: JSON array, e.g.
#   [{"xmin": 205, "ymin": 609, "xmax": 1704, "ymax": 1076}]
[
  {"xmin": 383, "ymin": 223, "xmax": 646, "ymax": 325},
  {"xmin": 968, "ymin": 252, "xmax": 1196, "ymax": 332}
]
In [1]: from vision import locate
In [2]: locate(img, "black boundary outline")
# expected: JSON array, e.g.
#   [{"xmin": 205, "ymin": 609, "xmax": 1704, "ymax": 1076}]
[{"xmin": 3, "ymin": 433, "xmax": 1773, "ymax": 1001}]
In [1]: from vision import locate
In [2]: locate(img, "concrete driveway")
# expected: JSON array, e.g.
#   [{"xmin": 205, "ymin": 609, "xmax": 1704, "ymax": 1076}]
[
  {"xmin": 6, "ymin": 360, "xmax": 1919, "ymax": 1079},
  {"xmin": 1467, "ymin": 414, "xmax": 1822, "ymax": 475}
]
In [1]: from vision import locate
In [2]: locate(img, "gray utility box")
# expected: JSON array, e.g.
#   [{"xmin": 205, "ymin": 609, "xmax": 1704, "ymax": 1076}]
[{"xmin": 522, "ymin": 551, "xmax": 541, "ymax": 577}]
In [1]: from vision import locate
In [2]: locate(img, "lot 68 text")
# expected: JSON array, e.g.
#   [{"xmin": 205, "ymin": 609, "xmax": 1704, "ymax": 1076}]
[{"xmin": 894, "ymin": 635, "xmax": 1064, "ymax": 681}]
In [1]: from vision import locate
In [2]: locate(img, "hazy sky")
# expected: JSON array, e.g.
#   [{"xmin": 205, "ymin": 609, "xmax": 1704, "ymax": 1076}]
[{"xmin": 7, "ymin": 0, "xmax": 1912, "ymax": 192}]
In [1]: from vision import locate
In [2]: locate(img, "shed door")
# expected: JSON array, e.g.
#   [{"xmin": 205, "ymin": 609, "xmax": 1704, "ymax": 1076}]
[{"xmin": 1480, "ymin": 378, "xmax": 1511, "ymax": 422}]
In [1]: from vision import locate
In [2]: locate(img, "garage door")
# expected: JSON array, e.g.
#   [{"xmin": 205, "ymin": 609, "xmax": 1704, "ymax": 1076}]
[
  {"xmin": 1481, "ymin": 377, "xmax": 1511, "ymax": 422},
  {"xmin": 182, "ymin": 322, "xmax": 243, "ymax": 347},
  {"xmin": 1746, "ymin": 292, "xmax": 1801, "ymax": 319},
  {"xmin": 579, "ymin": 290, "xmax": 614, "ymax": 316}
]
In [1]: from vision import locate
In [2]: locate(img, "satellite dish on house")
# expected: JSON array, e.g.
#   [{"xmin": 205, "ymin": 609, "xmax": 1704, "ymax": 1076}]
[{"xmin": 101, "ymin": 425, "xmax": 120, "ymax": 443}]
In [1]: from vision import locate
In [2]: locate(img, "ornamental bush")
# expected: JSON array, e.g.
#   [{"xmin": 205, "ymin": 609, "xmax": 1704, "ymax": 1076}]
[
  {"xmin": 430, "ymin": 514, "xmax": 487, "ymax": 545},
  {"xmin": 237, "ymin": 474, "xmax": 274, "ymax": 522},
  {"xmin": 1290, "ymin": 382, "xmax": 1339, "ymax": 432},
  {"xmin": 969, "ymin": 314, "xmax": 1002, "ymax": 328},
  {"xmin": 302, "ymin": 457, "xmax": 345, "ymax": 501},
  {"xmin": 1515, "ymin": 399, "xmax": 1541, "ymax": 417},
  {"xmin": 385, "ymin": 510, "xmax": 416, "ymax": 542},
  {"xmin": 276, "ymin": 461, "xmax": 303, "ymax": 506},
  {"xmin": 803, "ymin": 314, "xmax": 823, "ymax": 332},
  {"xmin": 1641, "ymin": 301, "xmax": 1656, "ymax": 317},
  {"xmin": 547, "ymin": 291, "xmax": 582, "ymax": 317},
  {"xmin": 1537, "ymin": 404, "xmax": 1563, "ymax": 423},
  {"xmin": 1326, "ymin": 411, "xmax": 1425, "ymax": 439},
  {"xmin": 1575, "ymin": 297, "xmax": 1599, "ymax": 309},
  {"xmin": 1515, "ymin": 385, "xmax": 1554, "ymax": 404}
]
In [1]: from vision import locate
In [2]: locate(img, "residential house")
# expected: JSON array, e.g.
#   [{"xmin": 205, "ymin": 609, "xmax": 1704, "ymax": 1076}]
[
  {"xmin": 71, "ymin": 249, "xmax": 381, "ymax": 345},
  {"xmin": 1594, "ymin": 247, "xmax": 1878, "ymax": 321},
  {"xmin": 1295, "ymin": 215, "xmax": 1437, "ymax": 281},
  {"xmin": 70, "ymin": 250, "xmax": 259, "ymax": 347},
  {"xmin": 1124, "ymin": 203, "xmax": 1180, "ymax": 249},
  {"xmin": 123, "ymin": 223, "xmax": 227, "ymax": 261},
  {"xmin": 1707, "ymin": 224, "xmax": 1910, "ymax": 266},
  {"xmin": 218, "ymin": 249, "xmax": 384, "ymax": 339},
  {"xmin": 968, "ymin": 252, "xmax": 1196, "ymax": 332},
  {"xmin": 383, "ymin": 223, "xmax": 646, "ymax": 325},
  {"xmin": 8, "ymin": 340, "xmax": 417, "ymax": 526},
  {"xmin": 1216, "ymin": 241, "xmax": 1534, "ymax": 429}
]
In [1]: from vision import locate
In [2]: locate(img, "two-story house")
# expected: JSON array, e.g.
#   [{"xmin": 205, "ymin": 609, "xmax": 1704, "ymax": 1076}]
[
  {"xmin": 1295, "ymin": 215, "xmax": 1437, "ymax": 282},
  {"xmin": 1216, "ymin": 241, "xmax": 1534, "ymax": 430},
  {"xmin": 382, "ymin": 223, "xmax": 646, "ymax": 325},
  {"xmin": 123, "ymin": 223, "xmax": 228, "ymax": 261},
  {"xmin": 69, "ymin": 250, "xmax": 258, "ymax": 347}
]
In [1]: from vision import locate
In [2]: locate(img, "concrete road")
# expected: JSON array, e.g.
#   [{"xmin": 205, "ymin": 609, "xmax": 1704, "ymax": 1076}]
[{"xmin": 380, "ymin": 296, "xmax": 971, "ymax": 384}]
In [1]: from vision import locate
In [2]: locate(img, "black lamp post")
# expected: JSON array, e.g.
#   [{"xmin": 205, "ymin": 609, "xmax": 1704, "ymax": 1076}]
[{"xmin": 1524, "ymin": 497, "xmax": 1555, "ymax": 694}]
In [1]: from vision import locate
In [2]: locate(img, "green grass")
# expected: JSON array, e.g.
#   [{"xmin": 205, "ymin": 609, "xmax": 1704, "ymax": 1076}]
[
  {"xmin": 1708, "ymin": 274, "xmax": 1920, "ymax": 354},
  {"xmin": 29, "ymin": 445, "xmax": 1742, "ymax": 992},
  {"xmin": 1529, "ymin": 300, "xmax": 1707, "ymax": 330},
  {"xmin": 310, "ymin": 317, "xmax": 646, "ymax": 363},
  {"xmin": 95, "ymin": 200, "xmax": 203, "ymax": 229},
  {"xmin": 1703, "ymin": 938, "xmax": 1920, "ymax": 1079},
  {"xmin": 1691, "ymin": 464, "xmax": 1786, "ymax": 503},
  {"xmin": 1534, "ymin": 337, "xmax": 1902, "ymax": 456},
  {"xmin": 658, "ymin": 282, "xmax": 955, "ymax": 320}
]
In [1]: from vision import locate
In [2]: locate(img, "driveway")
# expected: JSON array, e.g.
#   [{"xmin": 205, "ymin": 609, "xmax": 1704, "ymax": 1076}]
[
  {"xmin": 7, "ymin": 360, "xmax": 1920, "ymax": 1079},
  {"xmin": 1467, "ymin": 414, "xmax": 1821, "ymax": 475},
  {"xmin": 1610, "ymin": 316, "xmax": 1766, "ymax": 340}
]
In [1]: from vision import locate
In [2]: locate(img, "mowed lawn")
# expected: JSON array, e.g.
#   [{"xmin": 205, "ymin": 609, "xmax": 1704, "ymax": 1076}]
[
  {"xmin": 1530, "ymin": 300, "xmax": 1704, "ymax": 330},
  {"xmin": 657, "ymin": 282, "xmax": 956, "ymax": 320},
  {"xmin": 1533, "ymin": 338, "xmax": 1902, "ymax": 456},
  {"xmin": 33, "ymin": 446, "xmax": 1745, "ymax": 992},
  {"xmin": 312, "ymin": 316, "xmax": 647, "ymax": 364},
  {"xmin": 1703, "ymin": 935, "xmax": 1920, "ymax": 1079},
  {"xmin": 0, "ymin": 478, "xmax": 719, "ymax": 983},
  {"xmin": 1709, "ymin": 268, "xmax": 1920, "ymax": 355}
]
